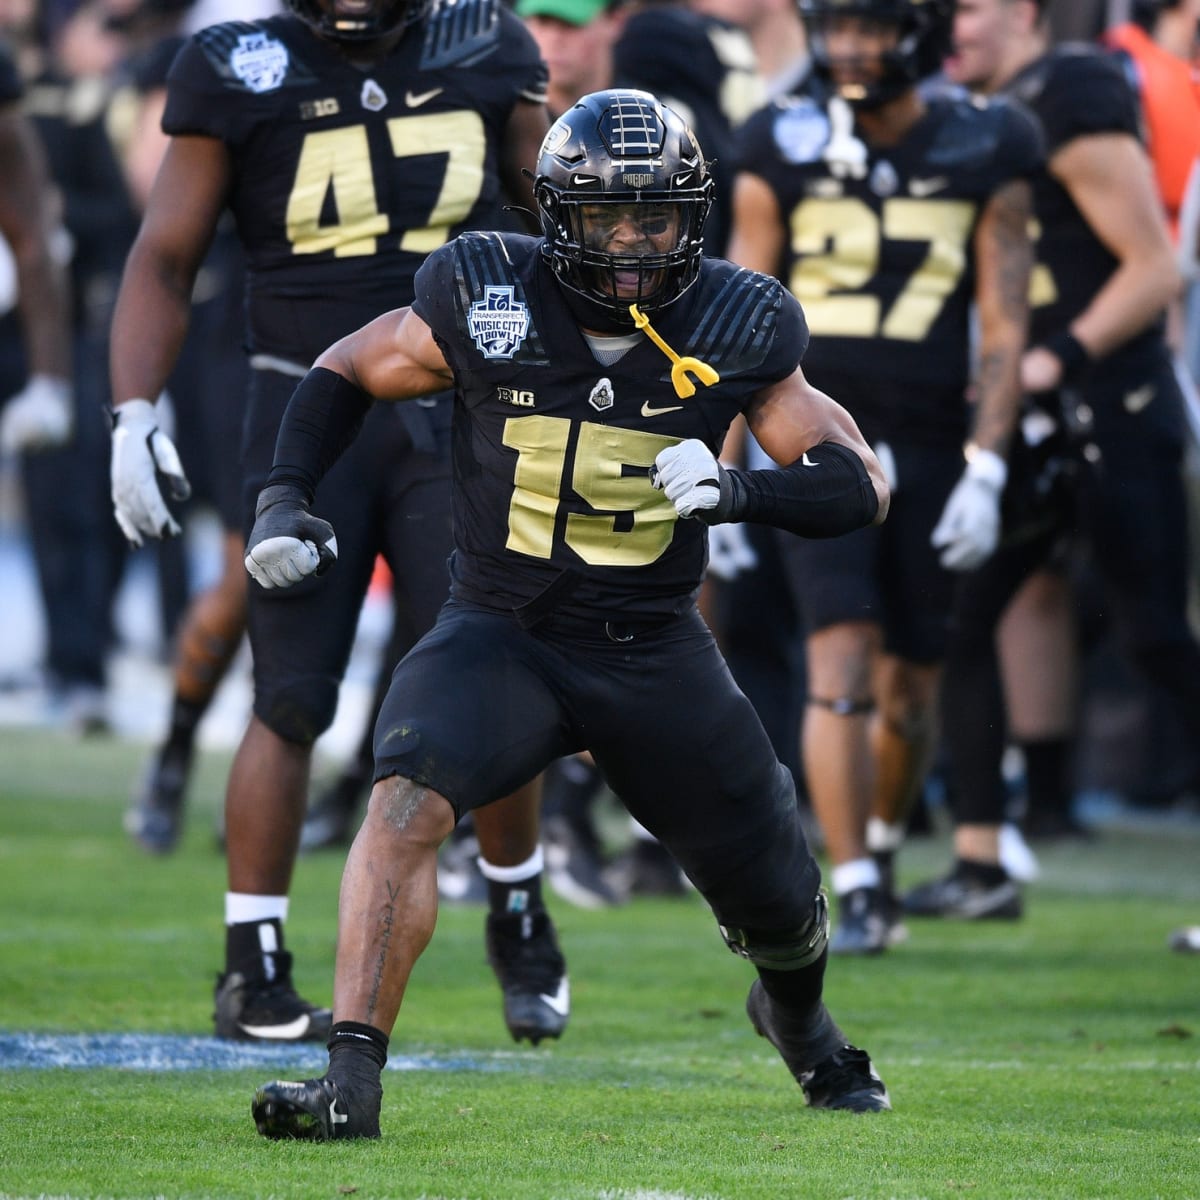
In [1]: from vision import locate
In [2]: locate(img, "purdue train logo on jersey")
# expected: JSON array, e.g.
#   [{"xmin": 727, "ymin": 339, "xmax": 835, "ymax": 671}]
[
  {"xmin": 467, "ymin": 287, "xmax": 530, "ymax": 360},
  {"xmin": 230, "ymin": 33, "xmax": 288, "ymax": 94}
]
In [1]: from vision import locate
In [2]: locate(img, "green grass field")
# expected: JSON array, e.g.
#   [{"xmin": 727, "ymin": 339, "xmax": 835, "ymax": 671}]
[{"xmin": 1, "ymin": 725, "xmax": 1197, "ymax": 1200}]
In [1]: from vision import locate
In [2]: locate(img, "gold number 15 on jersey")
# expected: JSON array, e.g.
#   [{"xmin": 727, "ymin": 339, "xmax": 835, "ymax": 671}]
[
  {"xmin": 503, "ymin": 415, "xmax": 678, "ymax": 567},
  {"xmin": 285, "ymin": 111, "xmax": 486, "ymax": 257}
]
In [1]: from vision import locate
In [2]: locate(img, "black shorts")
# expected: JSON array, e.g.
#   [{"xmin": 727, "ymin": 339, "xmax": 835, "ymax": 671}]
[
  {"xmin": 244, "ymin": 366, "xmax": 453, "ymax": 740},
  {"xmin": 374, "ymin": 601, "xmax": 822, "ymax": 929},
  {"xmin": 777, "ymin": 440, "xmax": 963, "ymax": 663}
]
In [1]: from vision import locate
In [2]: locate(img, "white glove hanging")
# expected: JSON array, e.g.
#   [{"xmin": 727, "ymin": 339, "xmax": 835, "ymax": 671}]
[
  {"xmin": 110, "ymin": 397, "xmax": 191, "ymax": 545},
  {"xmin": 930, "ymin": 446, "xmax": 1007, "ymax": 572},
  {"xmin": 0, "ymin": 374, "xmax": 73, "ymax": 454},
  {"xmin": 706, "ymin": 523, "xmax": 758, "ymax": 582}
]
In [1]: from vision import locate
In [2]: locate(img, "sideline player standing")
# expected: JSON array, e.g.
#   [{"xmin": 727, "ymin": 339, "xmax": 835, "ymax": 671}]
[
  {"xmin": 246, "ymin": 89, "xmax": 892, "ymax": 1138},
  {"xmin": 728, "ymin": 0, "xmax": 1039, "ymax": 952},
  {"xmin": 107, "ymin": 0, "xmax": 570, "ymax": 1045}
]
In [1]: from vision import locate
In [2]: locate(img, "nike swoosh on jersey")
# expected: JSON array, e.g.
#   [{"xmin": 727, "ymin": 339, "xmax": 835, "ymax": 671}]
[
  {"xmin": 538, "ymin": 977, "xmax": 570, "ymax": 1017},
  {"xmin": 641, "ymin": 401, "xmax": 684, "ymax": 417},
  {"xmin": 405, "ymin": 87, "xmax": 444, "ymax": 108},
  {"xmin": 801, "ymin": 451, "xmax": 818, "ymax": 466},
  {"xmin": 908, "ymin": 176, "xmax": 949, "ymax": 198},
  {"xmin": 237, "ymin": 1015, "xmax": 314, "ymax": 1040}
]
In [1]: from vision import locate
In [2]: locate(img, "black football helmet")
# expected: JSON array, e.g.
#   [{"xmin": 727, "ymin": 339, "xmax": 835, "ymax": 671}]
[
  {"xmin": 798, "ymin": 0, "xmax": 952, "ymax": 108},
  {"xmin": 534, "ymin": 89, "xmax": 714, "ymax": 327},
  {"xmin": 286, "ymin": 0, "xmax": 430, "ymax": 41}
]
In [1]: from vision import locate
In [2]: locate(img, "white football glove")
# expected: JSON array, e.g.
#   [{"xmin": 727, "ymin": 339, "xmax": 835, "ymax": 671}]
[
  {"xmin": 706, "ymin": 522, "xmax": 757, "ymax": 582},
  {"xmin": 1, "ymin": 374, "xmax": 73, "ymax": 455},
  {"xmin": 651, "ymin": 439, "xmax": 723, "ymax": 518},
  {"xmin": 244, "ymin": 484, "xmax": 338, "ymax": 590},
  {"xmin": 110, "ymin": 398, "xmax": 191, "ymax": 546},
  {"xmin": 930, "ymin": 447, "xmax": 1007, "ymax": 572}
]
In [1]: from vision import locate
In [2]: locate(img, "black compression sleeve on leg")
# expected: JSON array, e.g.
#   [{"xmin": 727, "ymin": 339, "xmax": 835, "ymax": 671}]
[
  {"xmin": 704, "ymin": 441, "xmax": 878, "ymax": 538},
  {"xmin": 266, "ymin": 367, "xmax": 374, "ymax": 502}
]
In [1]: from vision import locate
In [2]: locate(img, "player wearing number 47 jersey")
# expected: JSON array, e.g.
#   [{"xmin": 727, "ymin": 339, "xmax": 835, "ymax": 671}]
[
  {"xmin": 247, "ymin": 89, "xmax": 891, "ymax": 1140},
  {"xmin": 729, "ymin": 0, "xmax": 1041, "ymax": 955},
  {"xmin": 108, "ymin": 0, "xmax": 568, "ymax": 1047}
]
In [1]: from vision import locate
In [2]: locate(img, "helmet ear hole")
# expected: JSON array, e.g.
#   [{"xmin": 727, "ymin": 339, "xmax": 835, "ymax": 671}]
[{"xmin": 533, "ymin": 89, "xmax": 714, "ymax": 326}]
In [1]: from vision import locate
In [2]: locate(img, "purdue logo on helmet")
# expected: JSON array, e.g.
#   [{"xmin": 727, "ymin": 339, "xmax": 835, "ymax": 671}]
[
  {"xmin": 534, "ymin": 89, "xmax": 714, "ymax": 326},
  {"xmin": 798, "ymin": 0, "xmax": 953, "ymax": 108},
  {"xmin": 286, "ymin": 0, "xmax": 431, "ymax": 41}
]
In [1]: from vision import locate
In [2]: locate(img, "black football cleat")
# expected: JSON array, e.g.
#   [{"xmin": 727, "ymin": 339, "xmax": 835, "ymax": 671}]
[
  {"xmin": 485, "ymin": 909, "xmax": 569, "ymax": 1045},
  {"xmin": 252, "ymin": 1076, "xmax": 379, "ymax": 1141},
  {"xmin": 829, "ymin": 886, "xmax": 891, "ymax": 955},
  {"xmin": 124, "ymin": 750, "xmax": 189, "ymax": 854},
  {"xmin": 746, "ymin": 979, "xmax": 890, "ymax": 1113},
  {"xmin": 799, "ymin": 1047, "xmax": 892, "ymax": 1112},
  {"xmin": 902, "ymin": 870, "xmax": 1022, "ymax": 920},
  {"xmin": 214, "ymin": 951, "xmax": 332, "ymax": 1042}
]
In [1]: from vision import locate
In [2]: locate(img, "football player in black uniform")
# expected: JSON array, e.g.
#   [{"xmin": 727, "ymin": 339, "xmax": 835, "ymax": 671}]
[
  {"xmin": 729, "ymin": 0, "xmax": 1039, "ymax": 952},
  {"xmin": 0, "ymin": 41, "xmax": 73, "ymax": 457},
  {"xmin": 902, "ymin": 0, "xmax": 1198, "ymax": 918},
  {"xmin": 107, "ymin": 0, "xmax": 570, "ymax": 1046},
  {"xmin": 246, "ymin": 89, "xmax": 891, "ymax": 1139}
]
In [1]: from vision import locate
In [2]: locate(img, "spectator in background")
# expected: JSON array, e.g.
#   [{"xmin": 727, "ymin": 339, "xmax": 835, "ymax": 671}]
[{"xmin": 516, "ymin": 0, "xmax": 620, "ymax": 119}]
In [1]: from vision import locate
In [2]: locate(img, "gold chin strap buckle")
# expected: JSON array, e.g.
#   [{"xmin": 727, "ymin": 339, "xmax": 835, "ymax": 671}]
[{"xmin": 629, "ymin": 304, "xmax": 720, "ymax": 399}]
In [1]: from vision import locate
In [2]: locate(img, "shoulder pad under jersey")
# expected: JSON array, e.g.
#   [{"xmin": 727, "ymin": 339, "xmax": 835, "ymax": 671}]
[
  {"xmin": 446, "ymin": 231, "xmax": 550, "ymax": 365},
  {"xmin": 924, "ymin": 94, "xmax": 1038, "ymax": 172},
  {"xmin": 421, "ymin": 0, "xmax": 501, "ymax": 70},
  {"xmin": 685, "ymin": 266, "xmax": 788, "ymax": 376},
  {"xmin": 188, "ymin": 20, "xmax": 319, "ymax": 93}
]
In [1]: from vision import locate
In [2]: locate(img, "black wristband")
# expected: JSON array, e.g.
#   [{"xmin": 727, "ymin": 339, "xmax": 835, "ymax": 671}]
[
  {"xmin": 704, "ymin": 441, "xmax": 878, "ymax": 538},
  {"xmin": 267, "ymin": 366, "xmax": 373, "ymax": 502},
  {"xmin": 1040, "ymin": 329, "xmax": 1090, "ymax": 384}
]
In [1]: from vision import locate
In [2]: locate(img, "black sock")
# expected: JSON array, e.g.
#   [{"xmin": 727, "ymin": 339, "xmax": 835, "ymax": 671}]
[
  {"xmin": 1021, "ymin": 737, "xmax": 1071, "ymax": 816},
  {"xmin": 328, "ymin": 1020, "xmax": 388, "ymax": 1069},
  {"xmin": 327, "ymin": 1022, "xmax": 386, "ymax": 1136},
  {"xmin": 487, "ymin": 872, "xmax": 544, "ymax": 917},
  {"xmin": 162, "ymin": 696, "xmax": 204, "ymax": 764},
  {"xmin": 954, "ymin": 857, "xmax": 1009, "ymax": 886},
  {"xmin": 756, "ymin": 948, "xmax": 828, "ymax": 1014},
  {"xmin": 871, "ymin": 850, "xmax": 895, "ymax": 898}
]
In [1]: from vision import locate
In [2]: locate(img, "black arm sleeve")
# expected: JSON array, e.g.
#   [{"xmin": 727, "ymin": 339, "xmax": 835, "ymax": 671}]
[
  {"xmin": 706, "ymin": 441, "xmax": 879, "ymax": 537},
  {"xmin": 266, "ymin": 367, "xmax": 374, "ymax": 502}
]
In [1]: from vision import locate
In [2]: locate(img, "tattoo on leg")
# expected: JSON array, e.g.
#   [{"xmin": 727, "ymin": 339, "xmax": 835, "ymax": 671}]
[{"xmin": 367, "ymin": 879, "xmax": 402, "ymax": 1021}]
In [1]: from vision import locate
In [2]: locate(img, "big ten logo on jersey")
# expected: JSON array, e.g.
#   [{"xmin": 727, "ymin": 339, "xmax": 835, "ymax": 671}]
[
  {"xmin": 299, "ymin": 97, "xmax": 340, "ymax": 121},
  {"xmin": 498, "ymin": 387, "xmax": 536, "ymax": 408}
]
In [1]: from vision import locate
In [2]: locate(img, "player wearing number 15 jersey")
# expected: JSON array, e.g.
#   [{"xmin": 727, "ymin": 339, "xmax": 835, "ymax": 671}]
[
  {"xmin": 244, "ymin": 89, "xmax": 892, "ymax": 1140},
  {"xmin": 108, "ymin": 0, "xmax": 559, "ymax": 1046},
  {"xmin": 729, "ymin": 0, "xmax": 1041, "ymax": 955}
]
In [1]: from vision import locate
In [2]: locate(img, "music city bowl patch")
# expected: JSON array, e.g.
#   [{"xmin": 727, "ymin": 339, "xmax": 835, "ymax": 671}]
[{"xmin": 467, "ymin": 287, "xmax": 531, "ymax": 360}]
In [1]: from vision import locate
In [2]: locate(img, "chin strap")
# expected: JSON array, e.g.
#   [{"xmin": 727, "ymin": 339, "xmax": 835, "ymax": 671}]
[{"xmin": 629, "ymin": 304, "xmax": 720, "ymax": 399}]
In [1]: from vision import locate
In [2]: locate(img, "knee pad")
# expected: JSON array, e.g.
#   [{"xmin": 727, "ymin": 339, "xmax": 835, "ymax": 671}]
[
  {"xmin": 808, "ymin": 695, "xmax": 875, "ymax": 716},
  {"xmin": 254, "ymin": 676, "xmax": 339, "ymax": 745},
  {"xmin": 720, "ymin": 890, "xmax": 829, "ymax": 971}
]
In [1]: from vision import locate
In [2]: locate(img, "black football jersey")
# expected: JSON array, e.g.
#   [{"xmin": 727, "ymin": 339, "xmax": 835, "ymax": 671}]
[
  {"xmin": 412, "ymin": 232, "xmax": 806, "ymax": 620},
  {"xmin": 161, "ymin": 1, "xmax": 547, "ymax": 366},
  {"xmin": 1003, "ymin": 46, "xmax": 1162, "ymax": 358},
  {"xmin": 737, "ymin": 92, "xmax": 1041, "ymax": 443},
  {"xmin": 0, "ymin": 40, "xmax": 22, "ymax": 103},
  {"xmin": 612, "ymin": 9, "xmax": 762, "ymax": 256}
]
